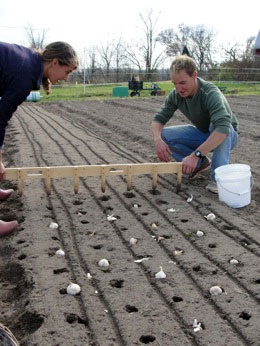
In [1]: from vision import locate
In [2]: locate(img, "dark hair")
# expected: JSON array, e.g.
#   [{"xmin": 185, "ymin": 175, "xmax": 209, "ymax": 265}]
[
  {"xmin": 170, "ymin": 55, "xmax": 197, "ymax": 77},
  {"xmin": 38, "ymin": 41, "xmax": 79, "ymax": 94}
]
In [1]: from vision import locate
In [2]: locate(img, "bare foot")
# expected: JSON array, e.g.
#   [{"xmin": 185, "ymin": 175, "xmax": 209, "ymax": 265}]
[
  {"xmin": 0, "ymin": 189, "xmax": 14, "ymax": 200},
  {"xmin": 0, "ymin": 220, "xmax": 18, "ymax": 236}
]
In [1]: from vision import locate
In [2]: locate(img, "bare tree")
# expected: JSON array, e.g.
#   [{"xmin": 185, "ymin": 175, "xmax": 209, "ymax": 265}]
[
  {"xmin": 221, "ymin": 42, "xmax": 242, "ymax": 62},
  {"xmin": 157, "ymin": 24, "xmax": 191, "ymax": 56},
  {"xmin": 82, "ymin": 46, "xmax": 99, "ymax": 84},
  {"xmin": 98, "ymin": 41, "xmax": 116, "ymax": 81},
  {"xmin": 113, "ymin": 38, "xmax": 128, "ymax": 82},
  {"xmin": 158, "ymin": 23, "xmax": 217, "ymax": 70},
  {"xmin": 190, "ymin": 25, "xmax": 217, "ymax": 71},
  {"xmin": 125, "ymin": 9, "xmax": 167, "ymax": 80},
  {"xmin": 24, "ymin": 23, "xmax": 48, "ymax": 49}
]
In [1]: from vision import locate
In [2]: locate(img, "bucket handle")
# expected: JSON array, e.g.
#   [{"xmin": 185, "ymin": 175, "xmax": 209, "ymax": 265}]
[{"xmin": 216, "ymin": 175, "xmax": 254, "ymax": 196}]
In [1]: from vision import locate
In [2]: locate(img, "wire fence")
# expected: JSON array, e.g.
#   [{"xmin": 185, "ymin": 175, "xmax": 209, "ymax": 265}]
[{"xmin": 65, "ymin": 67, "xmax": 260, "ymax": 85}]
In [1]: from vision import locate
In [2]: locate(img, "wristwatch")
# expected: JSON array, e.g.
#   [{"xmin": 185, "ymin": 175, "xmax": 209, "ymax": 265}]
[{"xmin": 194, "ymin": 150, "xmax": 204, "ymax": 159}]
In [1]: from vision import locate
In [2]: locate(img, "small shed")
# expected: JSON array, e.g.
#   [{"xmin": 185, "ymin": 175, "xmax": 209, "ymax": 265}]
[{"xmin": 253, "ymin": 30, "xmax": 260, "ymax": 56}]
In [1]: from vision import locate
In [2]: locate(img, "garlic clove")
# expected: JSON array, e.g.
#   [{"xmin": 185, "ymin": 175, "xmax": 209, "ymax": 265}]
[
  {"xmin": 151, "ymin": 223, "xmax": 158, "ymax": 229},
  {"xmin": 204, "ymin": 213, "xmax": 216, "ymax": 221},
  {"xmin": 187, "ymin": 194, "xmax": 193, "ymax": 203},
  {"xmin": 107, "ymin": 214, "xmax": 117, "ymax": 221},
  {"xmin": 209, "ymin": 285, "xmax": 223, "ymax": 295},
  {"xmin": 196, "ymin": 231, "xmax": 204, "ymax": 237},
  {"xmin": 167, "ymin": 208, "xmax": 176, "ymax": 213},
  {"xmin": 230, "ymin": 259, "xmax": 239, "ymax": 265},
  {"xmin": 98, "ymin": 259, "xmax": 109, "ymax": 267},
  {"xmin": 193, "ymin": 319, "xmax": 202, "ymax": 332},
  {"xmin": 55, "ymin": 248, "xmax": 65, "ymax": 257},
  {"xmin": 134, "ymin": 258, "xmax": 149, "ymax": 263},
  {"xmin": 66, "ymin": 282, "xmax": 81, "ymax": 295},
  {"xmin": 130, "ymin": 237, "xmax": 138, "ymax": 245},
  {"xmin": 155, "ymin": 266, "xmax": 166, "ymax": 279},
  {"xmin": 87, "ymin": 273, "xmax": 92, "ymax": 279},
  {"xmin": 157, "ymin": 236, "xmax": 165, "ymax": 242},
  {"xmin": 174, "ymin": 249, "xmax": 184, "ymax": 256},
  {"xmin": 133, "ymin": 204, "xmax": 139, "ymax": 208},
  {"xmin": 49, "ymin": 222, "xmax": 59, "ymax": 229}
]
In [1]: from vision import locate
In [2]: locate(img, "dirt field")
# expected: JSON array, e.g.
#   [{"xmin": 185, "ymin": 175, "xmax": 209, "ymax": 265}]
[{"xmin": 0, "ymin": 95, "xmax": 260, "ymax": 346}]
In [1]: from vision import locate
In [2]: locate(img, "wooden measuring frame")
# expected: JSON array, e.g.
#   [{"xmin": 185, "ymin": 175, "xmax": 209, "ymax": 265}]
[{"xmin": 5, "ymin": 162, "xmax": 182, "ymax": 195}]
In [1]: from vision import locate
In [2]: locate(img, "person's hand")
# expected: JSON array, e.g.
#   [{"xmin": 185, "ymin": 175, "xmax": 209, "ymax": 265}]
[
  {"xmin": 155, "ymin": 138, "xmax": 172, "ymax": 162},
  {"xmin": 182, "ymin": 154, "xmax": 199, "ymax": 174},
  {"xmin": 0, "ymin": 160, "xmax": 6, "ymax": 181}
]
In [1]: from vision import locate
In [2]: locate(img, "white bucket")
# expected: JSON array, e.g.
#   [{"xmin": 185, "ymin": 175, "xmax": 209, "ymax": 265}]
[
  {"xmin": 215, "ymin": 164, "xmax": 252, "ymax": 208},
  {"xmin": 26, "ymin": 91, "xmax": 41, "ymax": 102}
]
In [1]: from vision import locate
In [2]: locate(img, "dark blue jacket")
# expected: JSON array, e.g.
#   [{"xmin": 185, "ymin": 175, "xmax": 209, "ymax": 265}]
[{"xmin": 0, "ymin": 42, "xmax": 43, "ymax": 148}]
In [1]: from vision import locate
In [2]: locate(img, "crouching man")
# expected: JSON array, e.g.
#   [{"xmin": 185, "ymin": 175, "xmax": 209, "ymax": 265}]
[{"xmin": 151, "ymin": 55, "xmax": 238, "ymax": 193}]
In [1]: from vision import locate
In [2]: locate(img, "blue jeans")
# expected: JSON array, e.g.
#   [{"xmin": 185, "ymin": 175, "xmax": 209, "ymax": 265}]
[{"xmin": 161, "ymin": 124, "xmax": 238, "ymax": 182}]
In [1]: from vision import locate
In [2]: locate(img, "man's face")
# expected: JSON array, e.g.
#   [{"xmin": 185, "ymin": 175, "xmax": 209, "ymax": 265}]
[{"xmin": 171, "ymin": 70, "xmax": 198, "ymax": 98}]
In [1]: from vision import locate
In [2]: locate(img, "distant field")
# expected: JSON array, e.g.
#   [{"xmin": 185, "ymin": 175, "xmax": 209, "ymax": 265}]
[{"xmin": 39, "ymin": 81, "xmax": 260, "ymax": 102}]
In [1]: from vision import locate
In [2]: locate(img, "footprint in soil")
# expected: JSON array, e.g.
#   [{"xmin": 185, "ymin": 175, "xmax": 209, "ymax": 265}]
[{"xmin": 13, "ymin": 311, "xmax": 44, "ymax": 337}]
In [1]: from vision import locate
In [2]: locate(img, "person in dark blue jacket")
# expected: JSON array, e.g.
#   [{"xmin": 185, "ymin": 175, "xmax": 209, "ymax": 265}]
[{"xmin": 0, "ymin": 41, "xmax": 79, "ymax": 236}]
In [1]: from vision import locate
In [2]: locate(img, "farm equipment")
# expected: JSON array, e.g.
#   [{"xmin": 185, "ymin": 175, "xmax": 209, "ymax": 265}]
[
  {"xmin": 6, "ymin": 162, "xmax": 182, "ymax": 195},
  {"xmin": 128, "ymin": 81, "xmax": 165, "ymax": 97}
]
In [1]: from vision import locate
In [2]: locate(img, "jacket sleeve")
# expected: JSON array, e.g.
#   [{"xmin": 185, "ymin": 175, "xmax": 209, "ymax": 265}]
[
  {"xmin": 205, "ymin": 90, "xmax": 232, "ymax": 135},
  {"xmin": 0, "ymin": 81, "xmax": 32, "ymax": 148}
]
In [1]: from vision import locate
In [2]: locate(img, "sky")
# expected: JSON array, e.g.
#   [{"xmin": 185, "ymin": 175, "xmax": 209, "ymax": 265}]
[{"xmin": 0, "ymin": 0, "xmax": 259, "ymax": 62}]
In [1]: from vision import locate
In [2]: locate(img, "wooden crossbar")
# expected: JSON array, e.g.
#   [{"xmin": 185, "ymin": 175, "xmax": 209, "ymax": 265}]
[{"xmin": 5, "ymin": 162, "xmax": 182, "ymax": 195}]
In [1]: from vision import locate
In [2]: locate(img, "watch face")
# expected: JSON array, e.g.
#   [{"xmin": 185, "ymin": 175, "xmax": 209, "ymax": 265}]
[{"xmin": 195, "ymin": 151, "xmax": 201, "ymax": 158}]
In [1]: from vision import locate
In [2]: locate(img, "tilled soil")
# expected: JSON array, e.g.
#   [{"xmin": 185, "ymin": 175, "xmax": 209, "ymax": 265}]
[{"xmin": 0, "ymin": 95, "xmax": 260, "ymax": 346}]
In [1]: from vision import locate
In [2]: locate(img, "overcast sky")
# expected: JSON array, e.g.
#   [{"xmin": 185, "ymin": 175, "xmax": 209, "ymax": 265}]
[{"xmin": 0, "ymin": 0, "xmax": 259, "ymax": 60}]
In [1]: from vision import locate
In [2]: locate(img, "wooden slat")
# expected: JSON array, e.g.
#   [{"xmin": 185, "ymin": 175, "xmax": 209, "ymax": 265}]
[{"xmin": 5, "ymin": 162, "xmax": 182, "ymax": 194}]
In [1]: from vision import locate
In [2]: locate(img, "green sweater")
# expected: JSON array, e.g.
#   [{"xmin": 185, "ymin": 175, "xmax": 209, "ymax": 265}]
[{"xmin": 153, "ymin": 78, "xmax": 238, "ymax": 135}]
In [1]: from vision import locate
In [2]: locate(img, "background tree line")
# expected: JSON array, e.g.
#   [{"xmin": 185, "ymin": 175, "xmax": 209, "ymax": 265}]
[{"xmin": 25, "ymin": 11, "xmax": 260, "ymax": 84}]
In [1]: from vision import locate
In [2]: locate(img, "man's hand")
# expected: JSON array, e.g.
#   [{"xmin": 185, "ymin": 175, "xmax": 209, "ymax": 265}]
[
  {"xmin": 155, "ymin": 138, "xmax": 172, "ymax": 162},
  {"xmin": 182, "ymin": 154, "xmax": 199, "ymax": 174}
]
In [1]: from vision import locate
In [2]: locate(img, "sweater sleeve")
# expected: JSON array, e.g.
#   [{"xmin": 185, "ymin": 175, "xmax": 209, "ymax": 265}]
[
  {"xmin": 153, "ymin": 90, "xmax": 178, "ymax": 125},
  {"xmin": 0, "ymin": 80, "xmax": 32, "ymax": 148},
  {"xmin": 205, "ymin": 90, "xmax": 232, "ymax": 135}
]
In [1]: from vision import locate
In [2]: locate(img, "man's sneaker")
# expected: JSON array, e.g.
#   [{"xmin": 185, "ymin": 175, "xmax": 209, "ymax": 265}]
[
  {"xmin": 188, "ymin": 156, "xmax": 211, "ymax": 179},
  {"xmin": 206, "ymin": 182, "xmax": 218, "ymax": 194}
]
